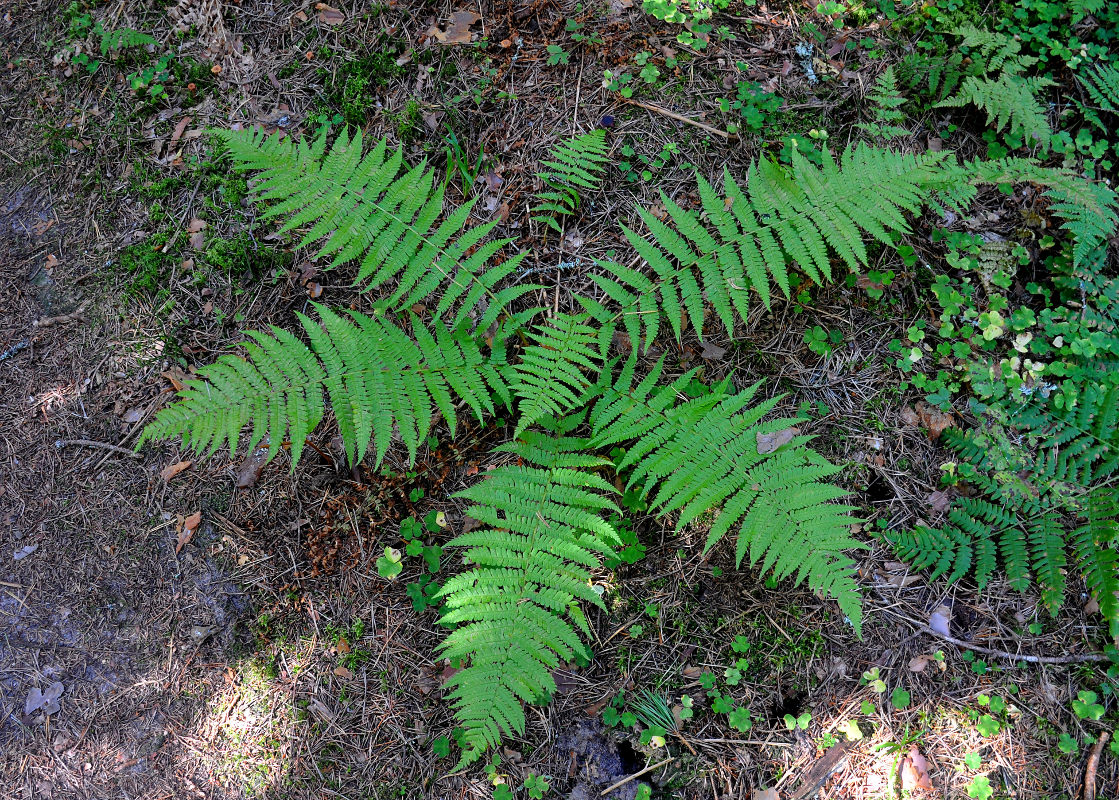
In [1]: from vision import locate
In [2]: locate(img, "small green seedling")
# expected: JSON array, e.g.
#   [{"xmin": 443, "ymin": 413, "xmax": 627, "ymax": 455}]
[
  {"xmin": 1073, "ymin": 690, "xmax": 1106, "ymax": 720},
  {"xmin": 376, "ymin": 546, "xmax": 403, "ymax": 579},
  {"xmin": 1058, "ymin": 732, "xmax": 1079, "ymax": 755},
  {"xmin": 784, "ymin": 711, "xmax": 811, "ymax": 730},
  {"xmin": 967, "ymin": 775, "xmax": 993, "ymax": 800},
  {"xmin": 523, "ymin": 773, "xmax": 550, "ymax": 799},
  {"xmin": 891, "ymin": 687, "xmax": 911, "ymax": 709}
]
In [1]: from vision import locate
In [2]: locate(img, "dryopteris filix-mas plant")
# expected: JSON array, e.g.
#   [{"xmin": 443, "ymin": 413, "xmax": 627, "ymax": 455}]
[{"xmin": 139, "ymin": 124, "xmax": 1117, "ymax": 766}]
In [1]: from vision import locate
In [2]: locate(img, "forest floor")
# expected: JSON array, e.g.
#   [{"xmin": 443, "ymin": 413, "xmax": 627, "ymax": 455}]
[{"xmin": 0, "ymin": 1, "xmax": 1115, "ymax": 799}]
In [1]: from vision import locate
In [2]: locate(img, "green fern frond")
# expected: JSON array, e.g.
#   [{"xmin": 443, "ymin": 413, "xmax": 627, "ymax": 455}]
[
  {"xmin": 1072, "ymin": 489, "xmax": 1119, "ymax": 640},
  {"xmin": 857, "ymin": 67, "xmax": 911, "ymax": 140},
  {"xmin": 138, "ymin": 305, "xmax": 510, "ymax": 467},
  {"xmin": 889, "ymin": 376, "xmax": 1119, "ymax": 624},
  {"xmin": 939, "ymin": 73, "xmax": 1054, "ymax": 142},
  {"xmin": 213, "ymin": 127, "xmax": 540, "ymax": 331},
  {"xmin": 954, "ymin": 25, "xmax": 1035, "ymax": 76},
  {"xmin": 530, "ymin": 130, "xmax": 609, "ymax": 233},
  {"xmin": 594, "ymin": 144, "xmax": 950, "ymax": 346},
  {"xmin": 1081, "ymin": 63, "xmax": 1119, "ymax": 113},
  {"xmin": 99, "ymin": 26, "xmax": 158, "ymax": 55},
  {"xmin": 588, "ymin": 357, "xmax": 865, "ymax": 634},
  {"xmin": 438, "ymin": 434, "xmax": 619, "ymax": 766},
  {"xmin": 513, "ymin": 314, "xmax": 605, "ymax": 437}
]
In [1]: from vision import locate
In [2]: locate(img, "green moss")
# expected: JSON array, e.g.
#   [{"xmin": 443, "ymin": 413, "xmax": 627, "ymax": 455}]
[
  {"xmin": 116, "ymin": 234, "xmax": 179, "ymax": 296},
  {"xmin": 322, "ymin": 47, "xmax": 408, "ymax": 127}
]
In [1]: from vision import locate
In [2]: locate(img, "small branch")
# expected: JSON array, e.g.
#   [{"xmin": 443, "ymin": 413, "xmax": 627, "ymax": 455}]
[
  {"xmin": 33, "ymin": 299, "xmax": 90, "ymax": 329},
  {"xmin": 621, "ymin": 98, "xmax": 738, "ymax": 140},
  {"xmin": 1083, "ymin": 731, "xmax": 1109, "ymax": 800},
  {"xmin": 919, "ymin": 625, "xmax": 1110, "ymax": 664},
  {"xmin": 599, "ymin": 756, "xmax": 674, "ymax": 797},
  {"xmin": 55, "ymin": 439, "xmax": 141, "ymax": 459}
]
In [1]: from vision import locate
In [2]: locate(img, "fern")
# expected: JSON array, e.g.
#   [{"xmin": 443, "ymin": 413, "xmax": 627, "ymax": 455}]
[
  {"xmin": 939, "ymin": 73, "xmax": 1054, "ymax": 142},
  {"xmin": 857, "ymin": 67, "xmax": 911, "ymax": 140},
  {"xmin": 98, "ymin": 26, "xmax": 158, "ymax": 56},
  {"xmin": 887, "ymin": 377, "xmax": 1119, "ymax": 632},
  {"xmin": 591, "ymin": 145, "xmax": 951, "ymax": 346},
  {"xmin": 1081, "ymin": 63, "xmax": 1119, "ymax": 112},
  {"xmin": 214, "ymin": 127, "xmax": 540, "ymax": 331},
  {"xmin": 437, "ymin": 434, "xmax": 620, "ymax": 766},
  {"xmin": 588, "ymin": 357, "xmax": 865, "ymax": 633},
  {"xmin": 138, "ymin": 305, "xmax": 511, "ymax": 467},
  {"xmin": 513, "ymin": 314, "xmax": 604, "ymax": 437},
  {"xmin": 531, "ymin": 130, "xmax": 609, "ymax": 233}
]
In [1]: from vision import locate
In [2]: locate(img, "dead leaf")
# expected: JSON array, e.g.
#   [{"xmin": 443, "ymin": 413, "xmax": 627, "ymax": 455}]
[
  {"xmin": 169, "ymin": 116, "xmax": 191, "ymax": 150},
  {"xmin": 427, "ymin": 10, "xmax": 480, "ymax": 45},
  {"xmin": 878, "ymin": 562, "xmax": 922, "ymax": 588},
  {"xmin": 306, "ymin": 281, "xmax": 322, "ymax": 298},
  {"xmin": 187, "ymin": 218, "xmax": 207, "ymax": 249},
  {"xmin": 25, "ymin": 682, "xmax": 64, "ymax": 716},
  {"xmin": 900, "ymin": 745, "xmax": 934, "ymax": 791},
  {"xmin": 915, "ymin": 401, "xmax": 955, "ymax": 440},
  {"xmin": 928, "ymin": 603, "xmax": 952, "ymax": 637},
  {"xmin": 756, "ymin": 427, "xmax": 800, "ymax": 455},
  {"xmin": 927, "ymin": 489, "xmax": 952, "ymax": 515},
  {"xmin": 122, "ymin": 406, "xmax": 145, "ymax": 424},
  {"xmin": 161, "ymin": 367, "xmax": 188, "ymax": 391},
  {"xmin": 13, "ymin": 544, "xmax": 38, "ymax": 561},
  {"xmin": 236, "ymin": 443, "xmax": 270, "ymax": 488},
  {"xmin": 900, "ymin": 405, "xmax": 920, "ymax": 426},
  {"xmin": 315, "ymin": 3, "xmax": 345, "ymax": 24},
  {"xmin": 176, "ymin": 511, "xmax": 201, "ymax": 554},
  {"xmin": 701, "ymin": 341, "xmax": 727, "ymax": 361},
  {"xmin": 160, "ymin": 460, "xmax": 192, "ymax": 482},
  {"xmin": 336, "ymin": 637, "xmax": 351, "ymax": 655},
  {"xmin": 753, "ymin": 788, "xmax": 780, "ymax": 800},
  {"xmin": 333, "ymin": 665, "xmax": 353, "ymax": 678},
  {"xmin": 908, "ymin": 654, "xmax": 934, "ymax": 672}
]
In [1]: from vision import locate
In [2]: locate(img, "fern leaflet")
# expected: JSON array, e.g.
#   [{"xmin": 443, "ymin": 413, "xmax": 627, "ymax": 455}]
[
  {"xmin": 592, "ymin": 145, "xmax": 950, "ymax": 346},
  {"xmin": 138, "ymin": 305, "xmax": 511, "ymax": 467},
  {"xmin": 513, "ymin": 314, "xmax": 605, "ymax": 437},
  {"xmin": 939, "ymin": 73, "xmax": 1054, "ymax": 143},
  {"xmin": 531, "ymin": 130, "xmax": 609, "ymax": 233},
  {"xmin": 437, "ymin": 434, "xmax": 620, "ymax": 766},
  {"xmin": 857, "ymin": 67, "xmax": 911, "ymax": 140},
  {"xmin": 99, "ymin": 26, "xmax": 158, "ymax": 55},
  {"xmin": 588, "ymin": 357, "xmax": 865, "ymax": 633},
  {"xmin": 214, "ymin": 127, "xmax": 540, "ymax": 331}
]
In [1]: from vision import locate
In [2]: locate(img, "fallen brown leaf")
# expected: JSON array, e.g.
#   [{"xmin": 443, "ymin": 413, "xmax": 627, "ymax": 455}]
[
  {"xmin": 187, "ymin": 218, "xmax": 207, "ymax": 249},
  {"xmin": 427, "ymin": 10, "xmax": 480, "ymax": 45},
  {"xmin": 756, "ymin": 427, "xmax": 799, "ymax": 455},
  {"xmin": 900, "ymin": 745, "xmax": 934, "ymax": 791},
  {"xmin": 315, "ymin": 3, "xmax": 345, "ymax": 24},
  {"xmin": 915, "ymin": 401, "xmax": 955, "ymax": 440},
  {"xmin": 176, "ymin": 511, "xmax": 201, "ymax": 554},
  {"xmin": 333, "ymin": 665, "xmax": 353, "ymax": 678},
  {"xmin": 160, "ymin": 460, "xmax": 192, "ymax": 482}
]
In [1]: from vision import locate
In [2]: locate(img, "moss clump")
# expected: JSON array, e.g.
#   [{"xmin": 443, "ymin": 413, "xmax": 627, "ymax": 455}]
[{"xmin": 322, "ymin": 48, "xmax": 408, "ymax": 127}]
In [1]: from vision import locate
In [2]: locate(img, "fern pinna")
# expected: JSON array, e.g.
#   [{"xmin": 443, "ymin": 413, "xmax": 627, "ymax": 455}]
[
  {"xmin": 591, "ymin": 145, "xmax": 952, "ymax": 346},
  {"xmin": 213, "ymin": 127, "xmax": 541, "ymax": 331},
  {"xmin": 588, "ymin": 357, "xmax": 865, "ymax": 633},
  {"xmin": 438, "ymin": 434, "xmax": 620, "ymax": 767},
  {"xmin": 138, "ymin": 305, "xmax": 511, "ymax": 467},
  {"xmin": 530, "ymin": 129, "xmax": 609, "ymax": 233},
  {"xmin": 887, "ymin": 379, "xmax": 1119, "ymax": 637}
]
